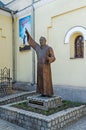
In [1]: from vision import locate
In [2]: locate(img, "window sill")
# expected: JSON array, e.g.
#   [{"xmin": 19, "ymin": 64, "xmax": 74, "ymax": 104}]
[{"xmin": 70, "ymin": 57, "xmax": 84, "ymax": 59}]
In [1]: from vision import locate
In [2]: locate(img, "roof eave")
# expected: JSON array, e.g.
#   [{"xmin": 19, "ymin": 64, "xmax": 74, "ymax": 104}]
[{"xmin": 0, "ymin": 5, "xmax": 15, "ymax": 14}]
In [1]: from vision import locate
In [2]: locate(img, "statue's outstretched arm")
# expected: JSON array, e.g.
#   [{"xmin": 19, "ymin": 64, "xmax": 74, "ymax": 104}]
[{"xmin": 25, "ymin": 29, "xmax": 38, "ymax": 50}]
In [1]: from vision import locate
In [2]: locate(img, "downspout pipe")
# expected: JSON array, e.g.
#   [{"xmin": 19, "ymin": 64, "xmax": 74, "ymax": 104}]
[
  {"xmin": 31, "ymin": 0, "xmax": 35, "ymax": 84},
  {"xmin": 11, "ymin": 11, "xmax": 15, "ymax": 83}
]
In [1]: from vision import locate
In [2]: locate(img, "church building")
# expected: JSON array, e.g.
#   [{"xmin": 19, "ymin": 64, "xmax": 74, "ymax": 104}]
[{"xmin": 0, "ymin": 0, "xmax": 86, "ymax": 102}]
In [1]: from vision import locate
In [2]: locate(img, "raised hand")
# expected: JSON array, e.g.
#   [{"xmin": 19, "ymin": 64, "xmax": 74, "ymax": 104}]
[{"xmin": 25, "ymin": 28, "xmax": 29, "ymax": 41}]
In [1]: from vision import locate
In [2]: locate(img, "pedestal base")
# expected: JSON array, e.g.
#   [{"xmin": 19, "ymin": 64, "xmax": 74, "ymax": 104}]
[{"xmin": 27, "ymin": 94, "xmax": 62, "ymax": 110}]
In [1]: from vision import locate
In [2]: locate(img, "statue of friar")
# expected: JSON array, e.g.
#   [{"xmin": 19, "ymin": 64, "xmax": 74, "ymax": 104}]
[{"xmin": 25, "ymin": 29, "xmax": 56, "ymax": 97}]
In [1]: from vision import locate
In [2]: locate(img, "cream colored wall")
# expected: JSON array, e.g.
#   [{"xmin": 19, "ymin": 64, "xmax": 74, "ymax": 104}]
[
  {"xmin": 0, "ymin": 13, "xmax": 12, "ymax": 77},
  {"xmin": 35, "ymin": 0, "xmax": 86, "ymax": 87},
  {"xmin": 15, "ymin": 15, "xmax": 32, "ymax": 82},
  {"xmin": 15, "ymin": 0, "xmax": 86, "ymax": 85}
]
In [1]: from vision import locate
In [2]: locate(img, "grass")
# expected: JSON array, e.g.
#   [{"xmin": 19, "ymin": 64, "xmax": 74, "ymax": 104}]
[{"xmin": 12, "ymin": 100, "xmax": 85, "ymax": 116}]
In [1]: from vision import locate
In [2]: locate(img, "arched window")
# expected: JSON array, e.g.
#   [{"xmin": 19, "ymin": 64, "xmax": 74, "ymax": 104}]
[
  {"xmin": 64, "ymin": 26, "xmax": 86, "ymax": 59},
  {"xmin": 75, "ymin": 35, "xmax": 84, "ymax": 58},
  {"xmin": 64, "ymin": 26, "xmax": 86, "ymax": 44}
]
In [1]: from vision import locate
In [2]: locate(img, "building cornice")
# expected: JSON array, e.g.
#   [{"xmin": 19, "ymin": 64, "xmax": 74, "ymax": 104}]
[{"xmin": 0, "ymin": 9, "xmax": 11, "ymax": 17}]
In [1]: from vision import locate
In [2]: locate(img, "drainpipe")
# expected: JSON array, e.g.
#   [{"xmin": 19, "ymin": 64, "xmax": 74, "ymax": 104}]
[
  {"xmin": 11, "ymin": 11, "xmax": 15, "ymax": 83},
  {"xmin": 31, "ymin": 0, "xmax": 35, "ymax": 84}
]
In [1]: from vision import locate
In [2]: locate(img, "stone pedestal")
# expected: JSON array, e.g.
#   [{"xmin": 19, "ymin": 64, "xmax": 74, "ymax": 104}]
[{"xmin": 27, "ymin": 94, "xmax": 62, "ymax": 110}]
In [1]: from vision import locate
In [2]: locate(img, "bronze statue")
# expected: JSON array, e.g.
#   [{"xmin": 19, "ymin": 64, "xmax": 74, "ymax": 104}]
[{"xmin": 25, "ymin": 29, "xmax": 55, "ymax": 96}]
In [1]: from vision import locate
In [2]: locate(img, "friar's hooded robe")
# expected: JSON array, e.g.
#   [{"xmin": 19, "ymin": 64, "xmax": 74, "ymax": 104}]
[{"xmin": 27, "ymin": 35, "xmax": 55, "ymax": 96}]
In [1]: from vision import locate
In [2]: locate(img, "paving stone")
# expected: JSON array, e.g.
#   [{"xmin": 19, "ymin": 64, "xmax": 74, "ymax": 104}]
[
  {"xmin": 62, "ymin": 116, "xmax": 86, "ymax": 130},
  {"xmin": 0, "ymin": 118, "xmax": 26, "ymax": 130}
]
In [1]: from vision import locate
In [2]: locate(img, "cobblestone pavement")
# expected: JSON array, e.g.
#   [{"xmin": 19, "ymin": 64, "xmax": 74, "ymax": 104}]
[
  {"xmin": 62, "ymin": 116, "xmax": 86, "ymax": 130},
  {"xmin": 0, "ymin": 119, "xmax": 26, "ymax": 130}
]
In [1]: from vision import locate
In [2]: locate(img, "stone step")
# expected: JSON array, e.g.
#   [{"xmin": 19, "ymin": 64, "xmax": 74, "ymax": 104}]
[
  {"xmin": 0, "ymin": 91, "xmax": 35, "ymax": 105},
  {"xmin": 0, "ymin": 86, "xmax": 12, "ymax": 97}
]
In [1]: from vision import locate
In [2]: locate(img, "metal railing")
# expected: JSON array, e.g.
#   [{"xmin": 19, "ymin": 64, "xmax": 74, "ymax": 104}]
[{"xmin": 0, "ymin": 67, "xmax": 12, "ymax": 96}]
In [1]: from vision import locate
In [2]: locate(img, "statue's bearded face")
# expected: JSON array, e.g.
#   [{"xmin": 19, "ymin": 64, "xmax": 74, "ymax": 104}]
[{"xmin": 39, "ymin": 37, "xmax": 46, "ymax": 47}]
